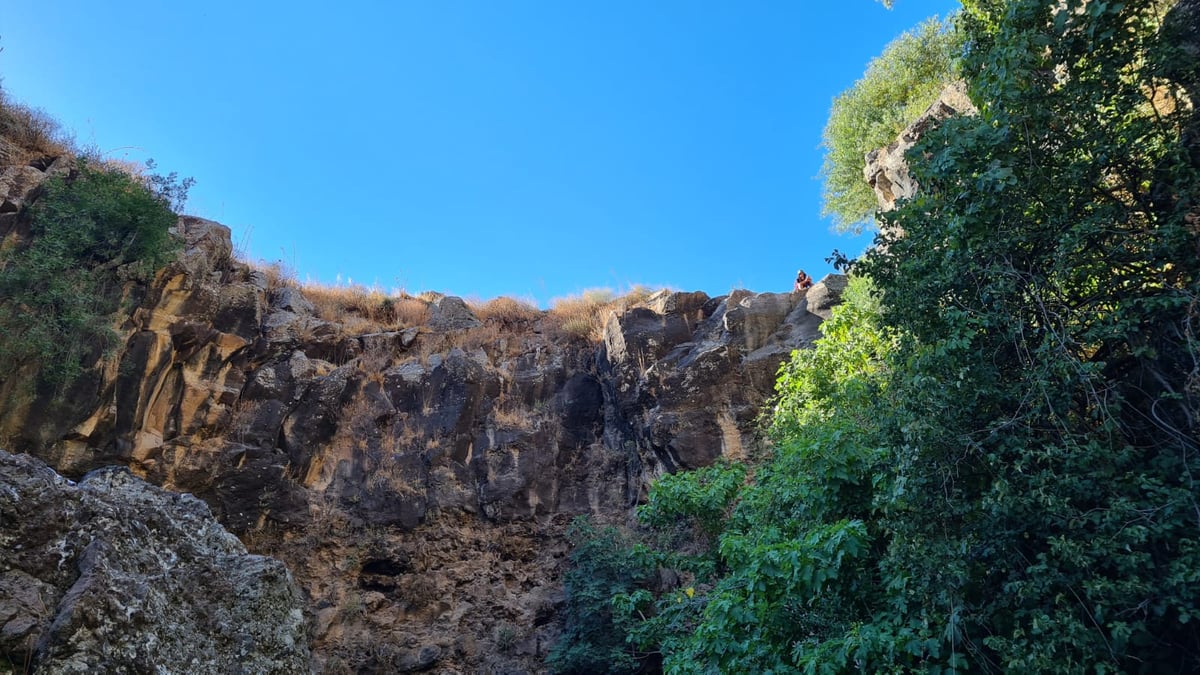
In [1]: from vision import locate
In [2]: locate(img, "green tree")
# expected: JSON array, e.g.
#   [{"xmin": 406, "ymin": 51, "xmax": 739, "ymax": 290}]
[
  {"xmin": 820, "ymin": 16, "xmax": 962, "ymax": 232},
  {"xmin": 858, "ymin": 0, "xmax": 1200, "ymax": 668},
  {"xmin": 585, "ymin": 0, "xmax": 1200, "ymax": 671},
  {"xmin": 608, "ymin": 277, "xmax": 901, "ymax": 672}
]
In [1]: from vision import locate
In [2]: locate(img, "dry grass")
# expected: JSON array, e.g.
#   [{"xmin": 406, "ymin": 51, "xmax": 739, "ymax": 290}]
[
  {"xmin": 406, "ymin": 323, "xmax": 495, "ymax": 365},
  {"xmin": 257, "ymin": 261, "xmax": 296, "ymax": 294},
  {"xmin": 365, "ymin": 451, "xmax": 423, "ymax": 499},
  {"xmin": 548, "ymin": 288, "xmax": 615, "ymax": 341},
  {"xmin": 547, "ymin": 285, "xmax": 658, "ymax": 341},
  {"xmin": 304, "ymin": 283, "xmax": 430, "ymax": 329},
  {"xmin": 469, "ymin": 295, "xmax": 542, "ymax": 327},
  {"xmin": 244, "ymin": 259, "xmax": 433, "ymax": 335},
  {"xmin": 0, "ymin": 89, "xmax": 71, "ymax": 164},
  {"xmin": 491, "ymin": 400, "xmax": 538, "ymax": 431},
  {"xmin": 247, "ymin": 257, "xmax": 661, "ymax": 348}
]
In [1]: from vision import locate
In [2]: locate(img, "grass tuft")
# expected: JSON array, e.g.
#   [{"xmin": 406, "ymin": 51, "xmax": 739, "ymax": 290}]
[{"xmin": 547, "ymin": 285, "xmax": 660, "ymax": 341}]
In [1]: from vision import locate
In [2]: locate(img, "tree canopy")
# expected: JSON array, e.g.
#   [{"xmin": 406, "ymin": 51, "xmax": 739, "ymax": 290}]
[{"xmin": 555, "ymin": 0, "xmax": 1200, "ymax": 670}]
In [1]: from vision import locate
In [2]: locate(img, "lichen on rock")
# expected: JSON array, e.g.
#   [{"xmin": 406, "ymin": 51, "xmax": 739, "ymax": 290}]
[{"xmin": 0, "ymin": 450, "xmax": 310, "ymax": 673}]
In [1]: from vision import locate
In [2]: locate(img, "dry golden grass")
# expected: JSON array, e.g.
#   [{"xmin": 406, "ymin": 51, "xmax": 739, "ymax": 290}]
[
  {"xmin": 295, "ymin": 282, "xmax": 430, "ymax": 332},
  {"xmin": 95, "ymin": 156, "xmax": 147, "ymax": 180},
  {"xmin": 245, "ymin": 258, "xmax": 435, "ymax": 336},
  {"xmin": 247, "ymin": 256, "xmax": 661, "ymax": 348},
  {"xmin": 491, "ymin": 401, "xmax": 538, "ymax": 431},
  {"xmin": 548, "ymin": 288, "xmax": 614, "ymax": 341},
  {"xmin": 257, "ymin": 261, "xmax": 296, "ymax": 294},
  {"xmin": 547, "ymin": 285, "xmax": 658, "ymax": 341},
  {"xmin": 619, "ymin": 284, "xmax": 656, "ymax": 307},
  {"xmin": 406, "ymin": 323, "xmax": 499, "ymax": 365},
  {"xmin": 469, "ymin": 296, "xmax": 542, "ymax": 327},
  {"xmin": 390, "ymin": 297, "xmax": 433, "ymax": 327},
  {"xmin": 0, "ymin": 90, "xmax": 71, "ymax": 164}
]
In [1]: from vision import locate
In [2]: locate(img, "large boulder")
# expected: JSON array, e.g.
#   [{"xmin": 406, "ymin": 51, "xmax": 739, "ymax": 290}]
[
  {"xmin": 427, "ymin": 296, "xmax": 481, "ymax": 331},
  {"xmin": 0, "ymin": 450, "xmax": 310, "ymax": 673},
  {"xmin": 0, "ymin": 165, "xmax": 47, "ymax": 214}
]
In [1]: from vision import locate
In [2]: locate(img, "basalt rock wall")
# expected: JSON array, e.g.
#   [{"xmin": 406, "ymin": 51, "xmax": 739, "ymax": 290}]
[{"xmin": 0, "ymin": 156, "xmax": 842, "ymax": 672}]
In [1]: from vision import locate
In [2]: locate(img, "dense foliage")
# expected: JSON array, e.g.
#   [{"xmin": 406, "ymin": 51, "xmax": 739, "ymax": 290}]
[
  {"xmin": 858, "ymin": 0, "xmax": 1200, "ymax": 668},
  {"xmin": 547, "ymin": 519, "xmax": 656, "ymax": 674},
  {"xmin": 609, "ymin": 278, "xmax": 901, "ymax": 672},
  {"xmin": 0, "ymin": 160, "xmax": 185, "ymax": 386},
  {"xmin": 556, "ymin": 0, "xmax": 1200, "ymax": 671},
  {"xmin": 820, "ymin": 16, "xmax": 962, "ymax": 232}
]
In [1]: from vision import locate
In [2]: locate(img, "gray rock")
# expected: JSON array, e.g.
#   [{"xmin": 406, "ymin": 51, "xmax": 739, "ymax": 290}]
[
  {"xmin": 805, "ymin": 274, "xmax": 849, "ymax": 320},
  {"xmin": 427, "ymin": 296, "xmax": 481, "ymax": 331},
  {"xmin": 644, "ymin": 290, "xmax": 710, "ymax": 317},
  {"xmin": 271, "ymin": 286, "xmax": 315, "ymax": 315},
  {"xmin": 360, "ymin": 327, "xmax": 419, "ymax": 355},
  {"xmin": 174, "ymin": 216, "xmax": 234, "ymax": 266},
  {"xmin": 724, "ymin": 292, "xmax": 801, "ymax": 353},
  {"xmin": 0, "ymin": 165, "xmax": 47, "ymax": 214},
  {"xmin": 0, "ymin": 450, "xmax": 310, "ymax": 673},
  {"xmin": 400, "ymin": 644, "xmax": 442, "ymax": 671}
]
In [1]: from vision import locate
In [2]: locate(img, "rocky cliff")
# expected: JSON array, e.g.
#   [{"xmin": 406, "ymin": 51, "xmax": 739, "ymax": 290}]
[{"xmin": 0, "ymin": 146, "xmax": 843, "ymax": 672}]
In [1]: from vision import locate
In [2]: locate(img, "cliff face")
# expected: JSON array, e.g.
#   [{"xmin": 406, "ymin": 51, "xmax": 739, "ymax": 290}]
[{"xmin": 0, "ymin": 155, "xmax": 842, "ymax": 671}]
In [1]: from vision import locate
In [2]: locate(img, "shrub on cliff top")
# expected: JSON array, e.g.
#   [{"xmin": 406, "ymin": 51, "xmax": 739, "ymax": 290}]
[{"xmin": 0, "ymin": 160, "xmax": 184, "ymax": 387}]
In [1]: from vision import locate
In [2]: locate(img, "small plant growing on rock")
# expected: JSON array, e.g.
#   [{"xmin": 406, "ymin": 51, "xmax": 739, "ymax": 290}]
[
  {"xmin": 548, "ymin": 517, "xmax": 655, "ymax": 674},
  {"xmin": 494, "ymin": 621, "xmax": 520, "ymax": 653}
]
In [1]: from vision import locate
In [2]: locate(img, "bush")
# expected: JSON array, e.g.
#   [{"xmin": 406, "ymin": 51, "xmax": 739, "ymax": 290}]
[
  {"xmin": 637, "ymin": 462, "xmax": 745, "ymax": 538},
  {"xmin": 547, "ymin": 517, "xmax": 654, "ymax": 674},
  {"xmin": 820, "ymin": 16, "xmax": 961, "ymax": 232},
  {"xmin": 622, "ymin": 277, "xmax": 894, "ymax": 672},
  {"xmin": 0, "ymin": 160, "xmax": 183, "ymax": 387}
]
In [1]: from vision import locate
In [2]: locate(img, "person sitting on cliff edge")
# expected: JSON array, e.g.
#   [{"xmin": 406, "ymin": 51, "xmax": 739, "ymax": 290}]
[{"xmin": 794, "ymin": 269, "xmax": 813, "ymax": 292}]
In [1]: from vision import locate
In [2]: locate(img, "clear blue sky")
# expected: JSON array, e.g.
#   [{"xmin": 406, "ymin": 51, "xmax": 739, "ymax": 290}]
[{"xmin": 3, "ymin": 1, "xmax": 958, "ymax": 306}]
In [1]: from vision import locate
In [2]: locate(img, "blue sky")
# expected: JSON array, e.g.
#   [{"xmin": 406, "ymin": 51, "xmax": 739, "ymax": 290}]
[{"xmin": 3, "ymin": 1, "xmax": 958, "ymax": 306}]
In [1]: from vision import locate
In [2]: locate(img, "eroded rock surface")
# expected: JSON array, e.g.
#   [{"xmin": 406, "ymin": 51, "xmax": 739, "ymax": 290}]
[{"xmin": 0, "ymin": 450, "xmax": 309, "ymax": 673}]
